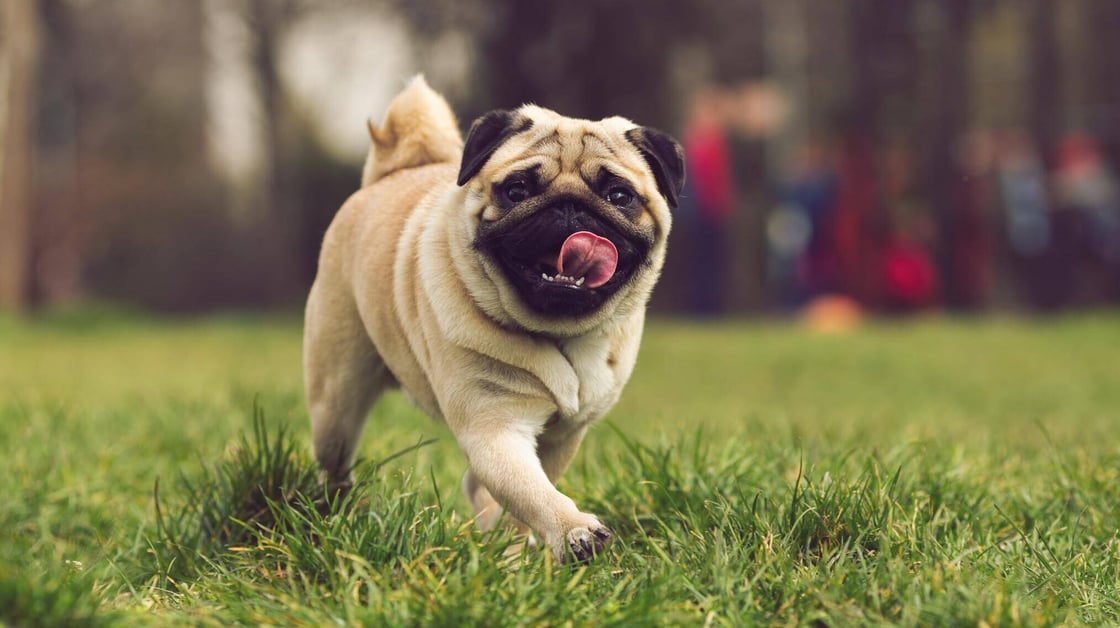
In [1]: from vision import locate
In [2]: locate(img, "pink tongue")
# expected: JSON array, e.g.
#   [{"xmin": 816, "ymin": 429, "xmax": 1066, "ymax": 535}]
[{"xmin": 557, "ymin": 231, "xmax": 618, "ymax": 289}]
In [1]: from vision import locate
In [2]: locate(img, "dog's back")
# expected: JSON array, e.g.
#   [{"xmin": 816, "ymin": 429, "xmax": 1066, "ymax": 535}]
[{"xmin": 361, "ymin": 75, "xmax": 463, "ymax": 187}]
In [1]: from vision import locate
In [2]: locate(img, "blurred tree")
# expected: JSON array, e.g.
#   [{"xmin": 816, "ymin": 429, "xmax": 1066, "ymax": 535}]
[
  {"xmin": 1028, "ymin": 0, "xmax": 1060, "ymax": 166},
  {"xmin": 65, "ymin": 1, "xmax": 230, "ymax": 311},
  {"xmin": 847, "ymin": 0, "xmax": 917, "ymax": 141},
  {"xmin": 0, "ymin": 0, "xmax": 40, "ymax": 312},
  {"xmin": 242, "ymin": 0, "xmax": 307, "ymax": 302},
  {"xmin": 918, "ymin": 0, "xmax": 973, "ymax": 307},
  {"xmin": 836, "ymin": 0, "xmax": 918, "ymax": 307},
  {"xmin": 34, "ymin": 0, "xmax": 85, "ymax": 306},
  {"xmin": 32, "ymin": 0, "xmax": 345, "ymax": 311},
  {"xmin": 1085, "ymin": 0, "xmax": 1120, "ymax": 167},
  {"xmin": 5, "ymin": 0, "xmax": 1117, "ymax": 314},
  {"xmin": 391, "ymin": 0, "xmax": 703, "ymax": 127}
]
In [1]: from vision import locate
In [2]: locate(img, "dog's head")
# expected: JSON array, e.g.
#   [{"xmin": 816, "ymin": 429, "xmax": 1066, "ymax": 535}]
[{"xmin": 455, "ymin": 105, "xmax": 684, "ymax": 336}]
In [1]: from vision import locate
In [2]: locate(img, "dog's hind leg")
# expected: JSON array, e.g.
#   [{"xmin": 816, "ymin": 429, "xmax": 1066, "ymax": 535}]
[
  {"xmin": 537, "ymin": 425, "xmax": 589, "ymax": 483},
  {"xmin": 304, "ymin": 282, "xmax": 389, "ymax": 487}
]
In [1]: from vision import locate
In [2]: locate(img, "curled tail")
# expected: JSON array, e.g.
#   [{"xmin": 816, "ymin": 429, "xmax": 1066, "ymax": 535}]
[{"xmin": 361, "ymin": 75, "xmax": 463, "ymax": 187}]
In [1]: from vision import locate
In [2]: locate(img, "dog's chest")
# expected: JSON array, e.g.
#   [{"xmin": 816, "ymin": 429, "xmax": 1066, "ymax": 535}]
[{"xmin": 554, "ymin": 334, "xmax": 625, "ymax": 424}]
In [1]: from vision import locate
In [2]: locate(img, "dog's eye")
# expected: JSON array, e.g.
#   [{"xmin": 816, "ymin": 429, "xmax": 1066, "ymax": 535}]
[
  {"xmin": 504, "ymin": 181, "xmax": 531, "ymax": 204},
  {"xmin": 606, "ymin": 186, "xmax": 634, "ymax": 208}
]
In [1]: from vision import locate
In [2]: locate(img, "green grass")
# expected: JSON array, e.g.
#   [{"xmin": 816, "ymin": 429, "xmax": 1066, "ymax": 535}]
[{"xmin": 1, "ymin": 311, "xmax": 1118, "ymax": 625}]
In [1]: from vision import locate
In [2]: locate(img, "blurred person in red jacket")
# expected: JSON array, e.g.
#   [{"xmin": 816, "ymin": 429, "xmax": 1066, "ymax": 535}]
[{"xmin": 682, "ymin": 88, "xmax": 736, "ymax": 315}]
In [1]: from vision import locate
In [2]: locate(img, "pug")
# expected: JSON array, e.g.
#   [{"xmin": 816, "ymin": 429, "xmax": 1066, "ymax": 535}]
[{"xmin": 304, "ymin": 76, "xmax": 683, "ymax": 562}]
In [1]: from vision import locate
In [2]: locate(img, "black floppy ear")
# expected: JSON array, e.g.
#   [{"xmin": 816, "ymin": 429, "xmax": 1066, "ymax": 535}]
[
  {"xmin": 625, "ymin": 127, "xmax": 686, "ymax": 209},
  {"xmin": 457, "ymin": 110, "xmax": 533, "ymax": 186}
]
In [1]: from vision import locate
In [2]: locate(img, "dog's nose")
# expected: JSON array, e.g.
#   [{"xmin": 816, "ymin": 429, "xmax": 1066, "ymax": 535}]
[{"xmin": 555, "ymin": 200, "xmax": 586, "ymax": 230}]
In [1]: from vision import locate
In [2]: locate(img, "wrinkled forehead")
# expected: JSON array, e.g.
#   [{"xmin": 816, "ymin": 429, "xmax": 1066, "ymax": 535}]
[{"xmin": 488, "ymin": 110, "xmax": 651, "ymax": 186}]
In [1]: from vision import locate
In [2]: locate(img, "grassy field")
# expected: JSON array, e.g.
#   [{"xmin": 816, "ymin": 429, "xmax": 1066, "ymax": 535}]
[{"xmin": 1, "ymin": 311, "xmax": 1118, "ymax": 625}]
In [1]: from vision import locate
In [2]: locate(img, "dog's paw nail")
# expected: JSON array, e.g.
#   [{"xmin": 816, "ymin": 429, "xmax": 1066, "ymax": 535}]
[{"xmin": 564, "ymin": 525, "xmax": 613, "ymax": 563}]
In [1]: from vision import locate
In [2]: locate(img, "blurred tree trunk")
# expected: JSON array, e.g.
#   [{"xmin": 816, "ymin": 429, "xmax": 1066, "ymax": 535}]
[
  {"xmin": 1087, "ymin": 0, "xmax": 1120, "ymax": 167},
  {"xmin": 232, "ymin": 0, "xmax": 303, "ymax": 303},
  {"xmin": 922, "ymin": 0, "xmax": 972, "ymax": 308},
  {"xmin": 250, "ymin": 0, "xmax": 287, "ymax": 224},
  {"xmin": 844, "ymin": 0, "xmax": 917, "ymax": 307},
  {"xmin": 0, "ymin": 0, "xmax": 40, "ymax": 312},
  {"xmin": 476, "ymin": 1, "xmax": 688, "ymax": 127},
  {"xmin": 763, "ymin": 0, "xmax": 808, "ymax": 171},
  {"xmin": 1028, "ymin": 0, "xmax": 1060, "ymax": 166},
  {"xmin": 34, "ymin": 0, "xmax": 85, "ymax": 306}
]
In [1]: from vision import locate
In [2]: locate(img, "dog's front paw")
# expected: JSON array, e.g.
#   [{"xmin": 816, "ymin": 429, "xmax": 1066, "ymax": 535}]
[{"xmin": 560, "ymin": 523, "xmax": 612, "ymax": 564}]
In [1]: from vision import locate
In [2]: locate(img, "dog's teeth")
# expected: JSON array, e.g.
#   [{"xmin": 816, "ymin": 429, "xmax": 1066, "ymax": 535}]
[{"xmin": 541, "ymin": 271, "xmax": 587, "ymax": 287}]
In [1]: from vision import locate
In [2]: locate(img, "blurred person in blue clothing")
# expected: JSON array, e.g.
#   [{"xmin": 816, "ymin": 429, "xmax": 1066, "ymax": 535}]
[
  {"xmin": 769, "ymin": 140, "xmax": 838, "ymax": 308},
  {"xmin": 995, "ymin": 130, "xmax": 1055, "ymax": 308}
]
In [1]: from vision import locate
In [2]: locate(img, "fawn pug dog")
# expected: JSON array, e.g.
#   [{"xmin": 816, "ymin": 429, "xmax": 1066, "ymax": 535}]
[{"xmin": 304, "ymin": 76, "xmax": 683, "ymax": 562}]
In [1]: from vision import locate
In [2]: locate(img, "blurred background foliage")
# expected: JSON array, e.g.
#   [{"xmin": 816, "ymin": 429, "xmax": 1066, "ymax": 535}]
[{"xmin": 1, "ymin": 0, "xmax": 1118, "ymax": 315}]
